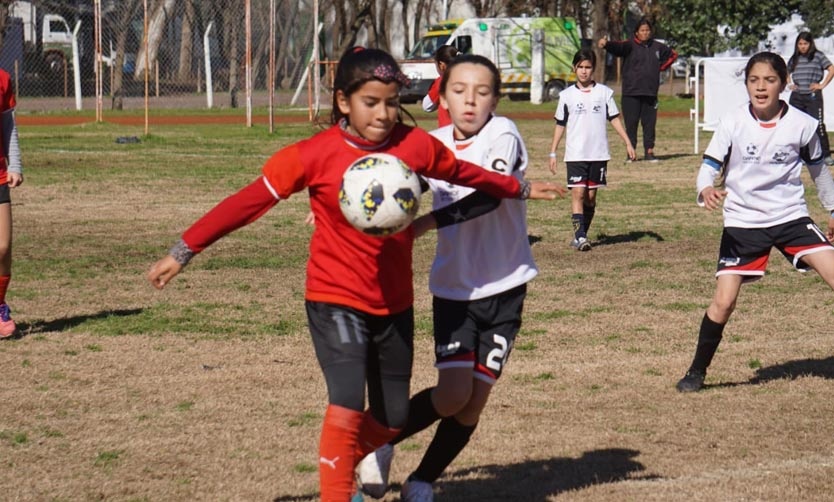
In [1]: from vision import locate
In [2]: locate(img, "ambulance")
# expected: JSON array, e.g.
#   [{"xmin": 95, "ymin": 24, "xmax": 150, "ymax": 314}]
[{"xmin": 400, "ymin": 16, "xmax": 581, "ymax": 102}]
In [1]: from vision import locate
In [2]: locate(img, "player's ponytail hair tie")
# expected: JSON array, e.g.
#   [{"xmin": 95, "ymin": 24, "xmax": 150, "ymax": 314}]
[{"xmin": 372, "ymin": 64, "xmax": 411, "ymax": 87}]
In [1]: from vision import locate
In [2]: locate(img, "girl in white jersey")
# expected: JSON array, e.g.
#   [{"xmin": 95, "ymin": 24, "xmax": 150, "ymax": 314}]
[
  {"xmin": 356, "ymin": 54, "xmax": 566, "ymax": 501},
  {"xmin": 676, "ymin": 52, "xmax": 834, "ymax": 393},
  {"xmin": 549, "ymin": 49, "xmax": 635, "ymax": 251}
]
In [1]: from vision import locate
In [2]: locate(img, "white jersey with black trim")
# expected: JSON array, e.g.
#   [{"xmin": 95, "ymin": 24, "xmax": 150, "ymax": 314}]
[
  {"xmin": 697, "ymin": 102, "xmax": 834, "ymax": 228},
  {"xmin": 554, "ymin": 82, "xmax": 620, "ymax": 162},
  {"xmin": 427, "ymin": 115, "xmax": 538, "ymax": 301}
]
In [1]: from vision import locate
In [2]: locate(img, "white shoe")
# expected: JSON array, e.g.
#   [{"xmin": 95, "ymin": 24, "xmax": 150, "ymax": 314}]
[
  {"xmin": 570, "ymin": 236, "xmax": 592, "ymax": 251},
  {"xmin": 356, "ymin": 443, "xmax": 394, "ymax": 499},
  {"xmin": 401, "ymin": 479, "xmax": 434, "ymax": 502}
]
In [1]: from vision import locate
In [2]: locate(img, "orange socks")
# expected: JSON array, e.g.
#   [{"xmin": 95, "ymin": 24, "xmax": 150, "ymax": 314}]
[
  {"xmin": 0, "ymin": 275, "xmax": 9, "ymax": 304},
  {"xmin": 319, "ymin": 404, "xmax": 363, "ymax": 501},
  {"xmin": 354, "ymin": 410, "xmax": 401, "ymax": 465}
]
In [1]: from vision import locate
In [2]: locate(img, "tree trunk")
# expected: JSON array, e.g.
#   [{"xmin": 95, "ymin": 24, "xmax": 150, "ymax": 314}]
[
  {"xmin": 111, "ymin": 0, "xmax": 142, "ymax": 109},
  {"xmin": 226, "ymin": 9, "xmax": 239, "ymax": 101},
  {"xmin": 374, "ymin": 1, "xmax": 387, "ymax": 51},
  {"xmin": 275, "ymin": 0, "xmax": 299, "ymax": 88},
  {"xmin": 250, "ymin": 25, "xmax": 269, "ymax": 89},
  {"xmin": 400, "ymin": 0, "xmax": 410, "ymax": 56},
  {"xmin": 0, "ymin": 5, "xmax": 8, "ymax": 50},
  {"xmin": 411, "ymin": 0, "xmax": 427, "ymax": 57},
  {"xmin": 592, "ymin": 0, "xmax": 609, "ymax": 83},
  {"xmin": 176, "ymin": 0, "xmax": 195, "ymax": 82},
  {"xmin": 334, "ymin": 0, "xmax": 374, "ymax": 57},
  {"xmin": 135, "ymin": 0, "xmax": 177, "ymax": 81}
]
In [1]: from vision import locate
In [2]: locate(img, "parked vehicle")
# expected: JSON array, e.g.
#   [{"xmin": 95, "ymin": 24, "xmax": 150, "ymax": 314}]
[
  {"xmin": 399, "ymin": 19, "xmax": 463, "ymax": 102},
  {"xmin": 8, "ymin": 1, "xmax": 73, "ymax": 79},
  {"xmin": 400, "ymin": 16, "xmax": 582, "ymax": 103}
]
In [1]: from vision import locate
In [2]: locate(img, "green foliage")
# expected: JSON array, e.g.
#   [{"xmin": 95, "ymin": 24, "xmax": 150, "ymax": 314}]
[
  {"xmin": 797, "ymin": 0, "xmax": 834, "ymax": 36},
  {"xmin": 662, "ymin": 0, "xmax": 799, "ymax": 55}
]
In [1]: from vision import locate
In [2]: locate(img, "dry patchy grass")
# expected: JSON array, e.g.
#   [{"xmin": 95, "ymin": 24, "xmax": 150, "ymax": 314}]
[{"xmin": 1, "ymin": 109, "xmax": 834, "ymax": 501}]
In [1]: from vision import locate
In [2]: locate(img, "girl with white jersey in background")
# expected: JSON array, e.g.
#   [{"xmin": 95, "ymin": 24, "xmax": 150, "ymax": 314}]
[
  {"xmin": 549, "ymin": 48, "xmax": 635, "ymax": 251},
  {"xmin": 676, "ymin": 52, "xmax": 834, "ymax": 393}
]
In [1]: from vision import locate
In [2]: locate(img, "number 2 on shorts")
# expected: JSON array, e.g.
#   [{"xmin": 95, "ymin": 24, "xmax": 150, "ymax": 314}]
[{"xmin": 486, "ymin": 334, "xmax": 509, "ymax": 371}]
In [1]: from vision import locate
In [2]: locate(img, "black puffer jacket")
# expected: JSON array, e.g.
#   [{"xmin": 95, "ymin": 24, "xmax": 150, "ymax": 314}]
[{"xmin": 604, "ymin": 37, "xmax": 677, "ymax": 96}]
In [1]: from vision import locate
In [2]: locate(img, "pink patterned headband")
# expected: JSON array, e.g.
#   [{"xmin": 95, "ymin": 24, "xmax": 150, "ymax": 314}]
[{"xmin": 372, "ymin": 64, "xmax": 411, "ymax": 87}]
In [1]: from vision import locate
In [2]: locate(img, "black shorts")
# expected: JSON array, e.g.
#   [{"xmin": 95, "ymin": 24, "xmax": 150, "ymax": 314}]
[
  {"xmin": 716, "ymin": 217, "xmax": 834, "ymax": 283},
  {"xmin": 432, "ymin": 284, "xmax": 526, "ymax": 384},
  {"xmin": 566, "ymin": 161, "xmax": 607, "ymax": 189},
  {"xmin": 0, "ymin": 183, "xmax": 10, "ymax": 204},
  {"xmin": 306, "ymin": 301, "xmax": 413, "ymax": 411}
]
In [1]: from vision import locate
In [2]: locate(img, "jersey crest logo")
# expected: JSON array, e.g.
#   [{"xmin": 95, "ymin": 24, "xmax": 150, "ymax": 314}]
[
  {"xmin": 771, "ymin": 150, "xmax": 789, "ymax": 163},
  {"xmin": 743, "ymin": 143, "xmax": 761, "ymax": 163}
]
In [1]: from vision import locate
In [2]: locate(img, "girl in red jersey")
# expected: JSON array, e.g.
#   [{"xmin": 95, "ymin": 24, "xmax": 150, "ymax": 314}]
[
  {"xmin": 147, "ymin": 47, "xmax": 560, "ymax": 502},
  {"xmin": 422, "ymin": 45, "xmax": 459, "ymax": 127},
  {"xmin": 0, "ymin": 68, "xmax": 23, "ymax": 339}
]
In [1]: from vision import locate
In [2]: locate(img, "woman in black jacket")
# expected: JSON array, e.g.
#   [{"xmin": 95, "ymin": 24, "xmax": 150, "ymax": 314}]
[{"xmin": 599, "ymin": 17, "xmax": 677, "ymax": 162}]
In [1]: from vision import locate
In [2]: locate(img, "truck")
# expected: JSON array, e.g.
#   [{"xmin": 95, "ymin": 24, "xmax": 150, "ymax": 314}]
[
  {"xmin": 399, "ymin": 17, "xmax": 581, "ymax": 103},
  {"xmin": 7, "ymin": 1, "xmax": 73, "ymax": 81},
  {"xmin": 398, "ymin": 19, "xmax": 462, "ymax": 102}
]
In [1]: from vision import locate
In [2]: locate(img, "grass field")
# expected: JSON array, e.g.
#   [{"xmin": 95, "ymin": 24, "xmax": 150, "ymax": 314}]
[{"xmin": 2, "ymin": 99, "xmax": 834, "ymax": 502}]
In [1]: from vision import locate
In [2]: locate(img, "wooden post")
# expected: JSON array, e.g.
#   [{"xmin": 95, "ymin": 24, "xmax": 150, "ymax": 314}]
[
  {"xmin": 144, "ymin": 0, "xmax": 149, "ymax": 135},
  {"xmin": 268, "ymin": 0, "xmax": 275, "ymax": 133}
]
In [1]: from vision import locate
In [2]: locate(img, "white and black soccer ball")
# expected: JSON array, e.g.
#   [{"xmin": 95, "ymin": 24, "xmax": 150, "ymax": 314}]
[{"xmin": 339, "ymin": 153, "xmax": 421, "ymax": 237}]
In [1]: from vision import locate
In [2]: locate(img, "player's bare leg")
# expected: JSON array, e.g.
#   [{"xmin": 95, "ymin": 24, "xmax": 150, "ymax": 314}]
[{"xmin": 677, "ymin": 275, "xmax": 743, "ymax": 392}]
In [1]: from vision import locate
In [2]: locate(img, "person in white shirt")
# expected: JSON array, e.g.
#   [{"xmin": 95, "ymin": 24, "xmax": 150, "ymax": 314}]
[
  {"xmin": 677, "ymin": 52, "xmax": 834, "ymax": 393},
  {"xmin": 356, "ymin": 54, "xmax": 566, "ymax": 501},
  {"xmin": 549, "ymin": 49, "xmax": 635, "ymax": 251}
]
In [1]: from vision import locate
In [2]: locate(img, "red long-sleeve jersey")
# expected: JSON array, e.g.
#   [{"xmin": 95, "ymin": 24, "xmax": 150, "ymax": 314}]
[
  {"xmin": 425, "ymin": 77, "xmax": 451, "ymax": 128},
  {"xmin": 0, "ymin": 70, "xmax": 16, "ymax": 184},
  {"xmin": 182, "ymin": 123, "xmax": 520, "ymax": 315}
]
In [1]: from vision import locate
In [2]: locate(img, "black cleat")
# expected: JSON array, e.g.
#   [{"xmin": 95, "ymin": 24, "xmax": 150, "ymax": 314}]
[{"xmin": 676, "ymin": 370, "xmax": 706, "ymax": 393}]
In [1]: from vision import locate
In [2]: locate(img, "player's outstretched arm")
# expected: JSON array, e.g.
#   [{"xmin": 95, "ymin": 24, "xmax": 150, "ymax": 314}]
[
  {"xmin": 148, "ymin": 255, "xmax": 183, "ymax": 290},
  {"xmin": 411, "ymin": 213, "xmax": 437, "ymax": 239},
  {"xmin": 528, "ymin": 181, "xmax": 567, "ymax": 200}
]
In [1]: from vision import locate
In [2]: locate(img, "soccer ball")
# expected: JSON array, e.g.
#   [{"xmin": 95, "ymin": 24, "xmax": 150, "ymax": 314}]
[{"xmin": 339, "ymin": 153, "xmax": 421, "ymax": 237}]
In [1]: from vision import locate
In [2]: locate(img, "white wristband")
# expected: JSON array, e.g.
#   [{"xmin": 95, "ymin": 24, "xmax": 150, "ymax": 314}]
[{"xmin": 548, "ymin": 152, "xmax": 557, "ymax": 158}]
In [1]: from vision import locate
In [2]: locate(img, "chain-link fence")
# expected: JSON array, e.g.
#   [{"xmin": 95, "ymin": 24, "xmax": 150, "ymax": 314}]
[{"xmin": 0, "ymin": 0, "xmax": 323, "ymax": 118}]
